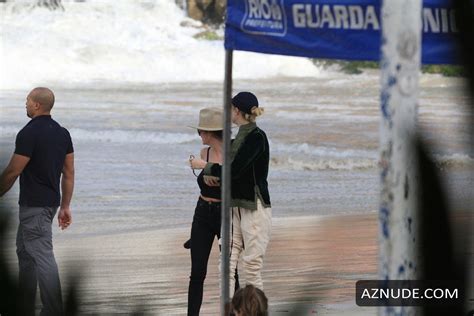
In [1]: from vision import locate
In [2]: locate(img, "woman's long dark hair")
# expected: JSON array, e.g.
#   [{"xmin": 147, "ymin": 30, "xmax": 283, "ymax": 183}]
[
  {"xmin": 210, "ymin": 130, "xmax": 223, "ymax": 140},
  {"xmin": 198, "ymin": 130, "xmax": 223, "ymax": 140},
  {"xmin": 231, "ymin": 284, "xmax": 268, "ymax": 316}
]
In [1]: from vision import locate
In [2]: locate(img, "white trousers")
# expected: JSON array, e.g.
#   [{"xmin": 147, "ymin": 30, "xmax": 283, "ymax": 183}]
[{"xmin": 224, "ymin": 199, "xmax": 272, "ymax": 296}]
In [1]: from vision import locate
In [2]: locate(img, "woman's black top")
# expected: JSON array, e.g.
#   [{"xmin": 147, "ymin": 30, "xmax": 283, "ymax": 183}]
[{"xmin": 197, "ymin": 147, "xmax": 221, "ymax": 200}]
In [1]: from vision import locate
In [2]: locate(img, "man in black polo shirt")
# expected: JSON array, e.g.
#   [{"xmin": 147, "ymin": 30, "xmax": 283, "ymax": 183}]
[{"xmin": 0, "ymin": 87, "xmax": 74, "ymax": 316}]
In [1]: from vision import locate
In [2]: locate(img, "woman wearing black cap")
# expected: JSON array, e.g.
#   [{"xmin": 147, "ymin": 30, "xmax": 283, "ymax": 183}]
[{"xmin": 192, "ymin": 91, "xmax": 272, "ymax": 295}]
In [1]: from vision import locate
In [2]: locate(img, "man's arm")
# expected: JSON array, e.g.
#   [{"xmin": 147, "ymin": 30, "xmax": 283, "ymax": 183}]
[
  {"xmin": 0, "ymin": 154, "xmax": 30, "ymax": 197},
  {"xmin": 58, "ymin": 153, "xmax": 74, "ymax": 230}
]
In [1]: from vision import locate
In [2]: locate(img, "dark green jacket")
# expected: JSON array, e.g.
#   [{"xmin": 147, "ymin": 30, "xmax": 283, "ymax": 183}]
[{"xmin": 204, "ymin": 123, "xmax": 271, "ymax": 210}]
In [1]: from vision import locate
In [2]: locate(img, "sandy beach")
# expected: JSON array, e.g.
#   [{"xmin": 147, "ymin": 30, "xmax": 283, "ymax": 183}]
[
  {"xmin": 3, "ymin": 208, "xmax": 472, "ymax": 315},
  {"xmin": 5, "ymin": 213, "xmax": 377, "ymax": 315}
]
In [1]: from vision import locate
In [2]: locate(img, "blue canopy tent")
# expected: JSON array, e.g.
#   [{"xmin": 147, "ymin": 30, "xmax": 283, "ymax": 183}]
[
  {"xmin": 225, "ymin": 0, "xmax": 459, "ymax": 63},
  {"xmin": 219, "ymin": 0, "xmax": 460, "ymax": 315}
]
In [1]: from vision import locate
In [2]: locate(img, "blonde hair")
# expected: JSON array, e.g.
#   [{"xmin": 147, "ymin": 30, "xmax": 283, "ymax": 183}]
[{"xmin": 243, "ymin": 106, "xmax": 264, "ymax": 123}]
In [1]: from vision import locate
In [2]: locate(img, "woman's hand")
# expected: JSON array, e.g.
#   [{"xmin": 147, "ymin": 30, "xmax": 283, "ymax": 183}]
[
  {"xmin": 189, "ymin": 155, "xmax": 207, "ymax": 169},
  {"xmin": 203, "ymin": 175, "xmax": 220, "ymax": 187}
]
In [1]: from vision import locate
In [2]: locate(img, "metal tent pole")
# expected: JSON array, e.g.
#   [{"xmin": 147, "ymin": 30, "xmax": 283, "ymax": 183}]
[
  {"xmin": 379, "ymin": 0, "xmax": 422, "ymax": 315},
  {"xmin": 220, "ymin": 48, "xmax": 233, "ymax": 316}
]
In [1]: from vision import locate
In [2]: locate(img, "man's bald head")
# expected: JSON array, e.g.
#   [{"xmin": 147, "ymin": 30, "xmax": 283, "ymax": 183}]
[{"xmin": 29, "ymin": 87, "xmax": 55, "ymax": 111}]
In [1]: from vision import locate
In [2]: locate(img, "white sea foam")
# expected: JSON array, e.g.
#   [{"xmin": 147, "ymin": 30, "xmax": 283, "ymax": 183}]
[
  {"xmin": 69, "ymin": 101, "xmax": 198, "ymax": 113},
  {"xmin": 433, "ymin": 153, "xmax": 474, "ymax": 168},
  {"xmin": 0, "ymin": 125, "xmax": 196, "ymax": 144},
  {"xmin": 271, "ymin": 141, "xmax": 378, "ymax": 171},
  {"xmin": 2, "ymin": 122, "xmax": 471, "ymax": 170},
  {"xmin": 270, "ymin": 153, "xmax": 474, "ymax": 171},
  {"xmin": 272, "ymin": 142, "xmax": 378, "ymax": 159},
  {"xmin": 69, "ymin": 128, "xmax": 195, "ymax": 144},
  {"xmin": 0, "ymin": 0, "xmax": 321, "ymax": 90},
  {"xmin": 0, "ymin": 126, "xmax": 19, "ymax": 137},
  {"xmin": 271, "ymin": 156, "xmax": 377, "ymax": 171},
  {"xmin": 273, "ymin": 110, "xmax": 378, "ymax": 122},
  {"xmin": 270, "ymin": 141, "xmax": 473, "ymax": 171}
]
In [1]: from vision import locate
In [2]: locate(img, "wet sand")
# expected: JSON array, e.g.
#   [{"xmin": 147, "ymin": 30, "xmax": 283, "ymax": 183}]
[
  {"xmin": 44, "ymin": 213, "xmax": 378, "ymax": 315},
  {"xmin": 5, "ymin": 211, "xmax": 472, "ymax": 315}
]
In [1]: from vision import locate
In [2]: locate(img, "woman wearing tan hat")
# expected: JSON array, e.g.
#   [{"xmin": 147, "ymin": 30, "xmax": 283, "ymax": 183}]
[
  {"xmin": 192, "ymin": 92, "xmax": 272, "ymax": 296},
  {"xmin": 187, "ymin": 107, "xmax": 224, "ymax": 316}
]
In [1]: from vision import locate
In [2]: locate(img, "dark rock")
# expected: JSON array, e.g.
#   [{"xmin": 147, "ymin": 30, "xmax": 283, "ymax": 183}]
[{"xmin": 186, "ymin": 0, "xmax": 226, "ymax": 25}]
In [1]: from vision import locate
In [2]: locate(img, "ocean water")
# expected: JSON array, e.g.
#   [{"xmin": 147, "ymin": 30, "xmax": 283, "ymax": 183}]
[
  {"xmin": 1, "ymin": 1, "xmax": 472, "ymax": 237},
  {"xmin": 1, "ymin": 75, "xmax": 472, "ymax": 239}
]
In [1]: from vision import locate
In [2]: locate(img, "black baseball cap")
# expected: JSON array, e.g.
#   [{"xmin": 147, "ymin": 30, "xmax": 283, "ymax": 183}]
[{"xmin": 231, "ymin": 92, "xmax": 259, "ymax": 114}]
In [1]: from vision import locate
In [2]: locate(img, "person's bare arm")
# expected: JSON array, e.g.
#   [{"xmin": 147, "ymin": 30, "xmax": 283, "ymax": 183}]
[
  {"xmin": 58, "ymin": 153, "xmax": 74, "ymax": 230},
  {"xmin": 0, "ymin": 154, "xmax": 30, "ymax": 197},
  {"xmin": 190, "ymin": 147, "xmax": 208, "ymax": 169}
]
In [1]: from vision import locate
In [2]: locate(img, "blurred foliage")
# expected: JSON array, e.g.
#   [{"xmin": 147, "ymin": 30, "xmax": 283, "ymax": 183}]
[
  {"xmin": 421, "ymin": 65, "xmax": 467, "ymax": 77},
  {"xmin": 312, "ymin": 59, "xmax": 378, "ymax": 74},
  {"xmin": 312, "ymin": 58, "xmax": 467, "ymax": 77},
  {"xmin": 193, "ymin": 30, "xmax": 223, "ymax": 41}
]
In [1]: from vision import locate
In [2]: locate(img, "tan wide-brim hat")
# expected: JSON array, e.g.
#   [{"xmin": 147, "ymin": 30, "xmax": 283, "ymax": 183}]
[{"xmin": 188, "ymin": 107, "xmax": 223, "ymax": 131}]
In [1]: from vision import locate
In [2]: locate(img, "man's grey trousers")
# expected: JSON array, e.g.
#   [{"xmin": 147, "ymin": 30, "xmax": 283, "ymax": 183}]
[{"xmin": 17, "ymin": 206, "xmax": 63, "ymax": 316}]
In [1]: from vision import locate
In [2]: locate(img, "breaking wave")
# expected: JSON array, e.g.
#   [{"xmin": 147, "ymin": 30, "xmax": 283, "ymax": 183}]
[{"xmin": 0, "ymin": 0, "xmax": 321, "ymax": 90}]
